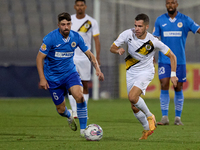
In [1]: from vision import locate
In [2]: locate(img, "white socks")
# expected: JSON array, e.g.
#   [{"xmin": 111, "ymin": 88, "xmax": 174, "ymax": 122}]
[
  {"xmin": 134, "ymin": 97, "xmax": 152, "ymax": 117},
  {"xmin": 84, "ymin": 94, "xmax": 89, "ymax": 105},
  {"xmin": 134, "ymin": 110, "xmax": 149, "ymax": 130},
  {"xmin": 68, "ymin": 94, "xmax": 77, "ymax": 112}
]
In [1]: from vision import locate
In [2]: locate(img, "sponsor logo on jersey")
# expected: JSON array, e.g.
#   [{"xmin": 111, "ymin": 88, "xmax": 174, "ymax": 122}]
[
  {"xmin": 162, "ymin": 23, "xmax": 167, "ymax": 27},
  {"xmin": 78, "ymin": 20, "xmax": 92, "ymax": 33},
  {"xmin": 135, "ymin": 40, "xmax": 154, "ymax": 55},
  {"xmin": 71, "ymin": 42, "xmax": 76, "ymax": 48},
  {"xmin": 55, "ymin": 52, "xmax": 74, "ymax": 58},
  {"xmin": 177, "ymin": 22, "xmax": 183, "ymax": 28},
  {"xmin": 163, "ymin": 31, "xmax": 182, "ymax": 37},
  {"xmin": 125, "ymin": 55, "xmax": 140, "ymax": 70},
  {"xmin": 40, "ymin": 43, "xmax": 47, "ymax": 51}
]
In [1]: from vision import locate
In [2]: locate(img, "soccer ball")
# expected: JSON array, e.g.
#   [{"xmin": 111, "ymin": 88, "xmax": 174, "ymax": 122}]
[{"xmin": 84, "ymin": 124, "xmax": 103, "ymax": 141}]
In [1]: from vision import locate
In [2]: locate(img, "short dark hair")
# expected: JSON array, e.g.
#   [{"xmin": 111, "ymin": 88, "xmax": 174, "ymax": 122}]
[
  {"xmin": 58, "ymin": 12, "xmax": 71, "ymax": 22},
  {"xmin": 75, "ymin": 0, "xmax": 86, "ymax": 4},
  {"xmin": 135, "ymin": 13, "xmax": 149, "ymax": 25}
]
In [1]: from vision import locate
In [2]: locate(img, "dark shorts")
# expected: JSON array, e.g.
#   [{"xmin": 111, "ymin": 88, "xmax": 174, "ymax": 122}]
[
  {"xmin": 158, "ymin": 63, "xmax": 186, "ymax": 82},
  {"xmin": 48, "ymin": 72, "xmax": 83, "ymax": 105}
]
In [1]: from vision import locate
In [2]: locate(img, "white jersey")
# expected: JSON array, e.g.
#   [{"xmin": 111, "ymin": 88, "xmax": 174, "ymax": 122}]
[
  {"xmin": 71, "ymin": 14, "xmax": 100, "ymax": 59},
  {"xmin": 114, "ymin": 28, "xmax": 170, "ymax": 73}
]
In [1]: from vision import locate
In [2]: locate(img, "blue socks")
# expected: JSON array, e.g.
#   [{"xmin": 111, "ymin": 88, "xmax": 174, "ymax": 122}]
[
  {"xmin": 160, "ymin": 90, "xmax": 170, "ymax": 116},
  {"xmin": 77, "ymin": 101, "xmax": 88, "ymax": 130},
  {"xmin": 58, "ymin": 106, "xmax": 71, "ymax": 118},
  {"xmin": 174, "ymin": 90, "xmax": 184, "ymax": 117}
]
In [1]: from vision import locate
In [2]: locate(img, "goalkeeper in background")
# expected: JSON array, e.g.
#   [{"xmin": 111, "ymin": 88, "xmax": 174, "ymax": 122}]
[{"xmin": 153, "ymin": 0, "xmax": 200, "ymax": 126}]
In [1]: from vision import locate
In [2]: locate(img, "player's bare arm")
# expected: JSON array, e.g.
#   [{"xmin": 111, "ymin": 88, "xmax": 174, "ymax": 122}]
[
  {"xmin": 36, "ymin": 51, "xmax": 49, "ymax": 90},
  {"xmin": 84, "ymin": 50, "xmax": 104, "ymax": 81},
  {"xmin": 93, "ymin": 35, "xmax": 101, "ymax": 65},
  {"xmin": 110, "ymin": 44, "xmax": 125, "ymax": 55},
  {"xmin": 197, "ymin": 28, "xmax": 200, "ymax": 34},
  {"xmin": 165, "ymin": 50, "xmax": 178, "ymax": 87}
]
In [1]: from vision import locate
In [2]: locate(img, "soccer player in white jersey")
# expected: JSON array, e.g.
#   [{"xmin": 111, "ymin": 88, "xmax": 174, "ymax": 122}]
[
  {"xmin": 36, "ymin": 12, "xmax": 104, "ymax": 137},
  {"xmin": 153, "ymin": 0, "xmax": 200, "ymax": 126},
  {"xmin": 68, "ymin": 0, "xmax": 101, "ymax": 118},
  {"xmin": 110, "ymin": 14, "xmax": 178, "ymax": 140}
]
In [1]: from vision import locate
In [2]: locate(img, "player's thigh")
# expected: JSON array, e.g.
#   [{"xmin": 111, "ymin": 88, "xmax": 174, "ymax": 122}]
[
  {"xmin": 128, "ymin": 86, "xmax": 142, "ymax": 103},
  {"xmin": 69, "ymin": 85, "xmax": 84, "ymax": 103},
  {"xmin": 66, "ymin": 72, "xmax": 84, "ymax": 103},
  {"xmin": 74, "ymin": 58, "xmax": 91, "ymax": 80}
]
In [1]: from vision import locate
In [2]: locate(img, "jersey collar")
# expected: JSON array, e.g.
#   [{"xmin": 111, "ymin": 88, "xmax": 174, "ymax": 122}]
[
  {"xmin": 166, "ymin": 11, "xmax": 180, "ymax": 23},
  {"xmin": 57, "ymin": 28, "xmax": 72, "ymax": 43}
]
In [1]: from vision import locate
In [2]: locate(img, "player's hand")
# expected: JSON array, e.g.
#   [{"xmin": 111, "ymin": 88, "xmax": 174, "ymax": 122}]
[
  {"xmin": 118, "ymin": 48, "xmax": 125, "ymax": 55},
  {"xmin": 171, "ymin": 76, "xmax": 178, "ymax": 87},
  {"xmin": 96, "ymin": 71, "xmax": 104, "ymax": 81},
  {"xmin": 39, "ymin": 78, "xmax": 49, "ymax": 90}
]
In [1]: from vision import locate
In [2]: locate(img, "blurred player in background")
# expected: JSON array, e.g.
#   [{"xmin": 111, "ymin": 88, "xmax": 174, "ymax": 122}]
[
  {"xmin": 36, "ymin": 12, "xmax": 104, "ymax": 137},
  {"xmin": 68, "ymin": 0, "xmax": 101, "ymax": 119},
  {"xmin": 153, "ymin": 0, "xmax": 200, "ymax": 125},
  {"xmin": 110, "ymin": 13, "xmax": 178, "ymax": 140}
]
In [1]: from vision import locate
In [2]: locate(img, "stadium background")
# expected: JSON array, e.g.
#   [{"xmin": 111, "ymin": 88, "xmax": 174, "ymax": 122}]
[{"xmin": 0, "ymin": 0, "xmax": 200, "ymax": 98}]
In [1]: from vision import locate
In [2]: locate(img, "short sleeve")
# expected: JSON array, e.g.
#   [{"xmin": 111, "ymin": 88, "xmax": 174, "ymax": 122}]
[
  {"xmin": 113, "ymin": 30, "xmax": 128, "ymax": 47},
  {"xmin": 39, "ymin": 35, "xmax": 52, "ymax": 55},
  {"xmin": 154, "ymin": 37, "xmax": 170, "ymax": 55},
  {"xmin": 92, "ymin": 19, "xmax": 100, "ymax": 37},
  {"xmin": 186, "ymin": 16, "xmax": 200, "ymax": 34},
  {"xmin": 152, "ymin": 18, "xmax": 161, "ymax": 37}
]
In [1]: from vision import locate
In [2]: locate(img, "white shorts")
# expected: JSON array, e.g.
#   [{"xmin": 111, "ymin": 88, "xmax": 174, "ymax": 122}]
[
  {"xmin": 126, "ymin": 68, "xmax": 155, "ymax": 95},
  {"xmin": 74, "ymin": 57, "xmax": 91, "ymax": 81}
]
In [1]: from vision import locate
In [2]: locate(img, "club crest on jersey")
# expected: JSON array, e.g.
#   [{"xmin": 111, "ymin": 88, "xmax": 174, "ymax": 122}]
[
  {"xmin": 135, "ymin": 40, "xmax": 154, "ymax": 55},
  {"xmin": 41, "ymin": 43, "xmax": 47, "ymax": 51},
  {"xmin": 71, "ymin": 42, "xmax": 76, "ymax": 48},
  {"xmin": 177, "ymin": 22, "xmax": 183, "ymax": 28}
]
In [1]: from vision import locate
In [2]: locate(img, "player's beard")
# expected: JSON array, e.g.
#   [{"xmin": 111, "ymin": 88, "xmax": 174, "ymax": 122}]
[
  {"xmin": 167, "ymin": 8, "xmax": 176, "ymax": 15},
  {"xmin": 61, "ymin": 29, "xmax": 70, "ymax": 38}
]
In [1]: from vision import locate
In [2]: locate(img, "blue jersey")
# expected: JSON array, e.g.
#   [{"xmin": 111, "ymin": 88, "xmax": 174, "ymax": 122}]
[
  {"xmin": 153, "ymin": 12, "xmax": 200, "ymax": 65},
  {"xmin": 39, "ymin": 29, "xmax": 89, "ymax": 82}
]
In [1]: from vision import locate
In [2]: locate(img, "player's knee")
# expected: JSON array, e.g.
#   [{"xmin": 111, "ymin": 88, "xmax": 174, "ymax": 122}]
[
  {"xmin": 74, "ymin": 94, "xmax": 84, "ymax": 103},
  {"xmin": 128, "ymin": 94, "xmax": 138, "ymax": 104},
  {"xmin": 132, "ymin": 105, "xmax": 140, "ymax": 113},
  {"xmin": 56, "ymin": 106, "xmax": 65, "ymax": 114}
]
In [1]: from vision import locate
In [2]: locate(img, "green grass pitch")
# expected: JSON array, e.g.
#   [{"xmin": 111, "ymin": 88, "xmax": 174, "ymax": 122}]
[{"xmin": 0, "ymin": 98, "xmax": 200, "ymax": 150}]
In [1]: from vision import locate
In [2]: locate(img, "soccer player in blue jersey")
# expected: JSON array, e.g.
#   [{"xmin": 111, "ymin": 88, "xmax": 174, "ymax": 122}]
[
  {"xmin": 36, "ymin": 12, "xmax": 104, "ymax": 137},
  {"xmin": 153, "ymin": 0, "xmax": 200, "ymax": 125}
]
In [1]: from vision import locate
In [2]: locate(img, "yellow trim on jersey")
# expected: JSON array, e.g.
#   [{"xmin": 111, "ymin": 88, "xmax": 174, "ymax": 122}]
[
  {"xmin": 165, "ymin": 49, "xmax": 171, "ymax": 55},
  {"xmin": 93, "ymin": 33, "xmax": 100, "ymax": 37},
  {"xmin": 125, "ymin": 55, "xmax": 140, "ymax": 70},
  {"xmin": 113, "ymin": 43, "xmax": 119, "ymax": 48}
]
